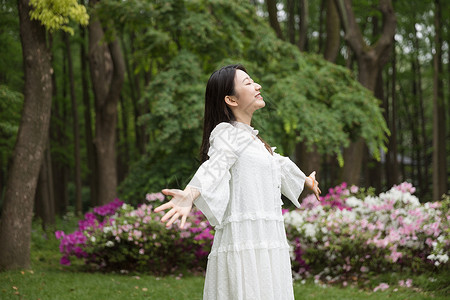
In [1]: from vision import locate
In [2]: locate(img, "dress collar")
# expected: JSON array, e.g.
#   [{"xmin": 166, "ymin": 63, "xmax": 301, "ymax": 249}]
[{"xmin": 231, "ymin": 121, "xmax": 259, "ymax": 136}]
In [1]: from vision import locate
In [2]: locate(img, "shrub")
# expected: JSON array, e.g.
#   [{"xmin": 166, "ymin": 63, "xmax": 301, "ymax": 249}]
[
  {"xmin": 57, "ymin": 183, "xmax": 449, "ymax": 279},
  {"xmin": 56, "ymin": 194, "xmax": 213, "ymax": 274},
  {"xmin": 284, "ymin": 182, "xmax": 449, "ymax": 283}
]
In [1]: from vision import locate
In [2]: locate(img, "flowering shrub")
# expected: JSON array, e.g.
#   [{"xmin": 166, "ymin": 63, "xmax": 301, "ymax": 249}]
[
  {"xmin": 284, "ymin": 182, "xmax": 450, "ymax": 283},
  {"xmin": 56, "ymin": 194, "xmax": 214, "ymax": 274},
  {"xmin": 57, "ymin": 184, "xmax": 449, "ymax": 279}
]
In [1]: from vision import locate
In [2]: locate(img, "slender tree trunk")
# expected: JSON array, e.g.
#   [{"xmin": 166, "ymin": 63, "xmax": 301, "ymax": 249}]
[
  {"xmin": 80, "ymin": 26, "xmax": 98, "ymax": 206},
  {"xmin": 129, "ymin": 33, "xmax": 145, "ymax": 155},
  {"xmin": 35, "ymin": 142, "xmax": 55, "ymax": 230},
  {"xmin": 324, "ymin": 0, "xmax": 340, "ymax": 62},
  {"xmin": 432, "ymin": 0, "xmax": 447, "ymax": 200},
  {"xmin": 411, "ymin": 59, "xmax": 423, "ymax": 195},
  {"xmin": 298, "ymin": 0, "xmax": 309, "ymax": 51},
  {"xmin": 287, "ymin": 0, "xmax": 295, "ymax": 44},
  {"xmin": 318, "ymin": 0, "xmax": 326, "ymax": 53},
  {"xmin": 118, "ymin": 95, "xmax": 130, "ymax": 183},
  {"xmin": 0, "ymin": 0, "xmax": 52, "ymax": 270},
  {"xmin": 63, "ymin": 32, "xmax": 82, "ymax": 215},
  {"xmin": 385, "ymin": 38, "xmax": 399, "ymax": 187},
  {"xmin": 266, "ymin": 0, "xmax": 284, "ymax": 40},
  {"xmin": 51, "ymin": 71, "xmax": 69, "ymax": 215},
  {"xmin": 88, "ymin": 1, "xmax": 125, "ymax": 205}
]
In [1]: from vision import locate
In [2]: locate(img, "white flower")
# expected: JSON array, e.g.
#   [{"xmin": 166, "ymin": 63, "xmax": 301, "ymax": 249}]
[
  {"xmin": 304, "ymin": 224, "xmax": 317, "ymax": 238},
  {"xmin": 103, "ymin": 226, "xmax": 112, "ymax": 233},
  {"xmin": 345, "ymin": 196, "xmax": 362, "ymax": 208},
  {"xmin": 91, "ymin": 236, "xmax": 96, "ymax": 243},
  {"xmin": 106, "ymin": 241, "xmax": 114, "ymax": 247}
]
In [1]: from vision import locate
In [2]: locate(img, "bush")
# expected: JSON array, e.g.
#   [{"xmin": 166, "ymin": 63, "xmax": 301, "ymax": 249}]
[
  {"xmin": 57, "ymin": 183, "xmax": 449, "ymax": 279},
  {"xmin": 56, "ymin": 194, "xmax": 213, "ymax": 274},
  {"xmin": 284, "ymin": 182, "xmax": 449, "ymax": 283}
]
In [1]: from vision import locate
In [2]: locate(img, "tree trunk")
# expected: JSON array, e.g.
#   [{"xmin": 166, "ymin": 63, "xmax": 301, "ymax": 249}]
[
  {"xmin": 432, "ymin": 0, "xmax": 447, "ymax": 200},
  {"xmin": 324, "ymin": 0, "xmax": 340, "ymax": 62},
  {"xmin": 411, "ymin": 59, "xmax": 423, "ymax": 195},
  {"xmin": 385, "ymin": 38, "xmax": 399, "ymax": 187},
  {"xmin": 335, "ymin": 0, "xmax": 396, "ymax": 185},
  {"xmin": 266, "ymin": 0, "xmax": 284, "ymax": 40},
  {"xmin": 88, "ymin": 2, "xmax": 125, "ymax": 205},
  {"xmin": 287, "ymin": 0, "xmax": 295, "ymax": 44},
  {"xmin": 0, "ymin": 0, "xmax": 52, "ymax": 270},
  {"xmin": 129, "ymin": 33, "xmax": 146, "ymax": 155},
  {"xmin": 64, "ymin": 32, "xmax": 82, "ymax": 215},
  {"xmin": 298, "ymin": 0, "xmax": 309, "ymax": 51},
  {"xmin": 35, "ymin": 142, "xmax": 55, "ymax": 230},
  {"xmin": 118, "ymin": 95, "xmax": 130, "ymax": 183},
  {"xmin": 318, "ymin": 0, "xmax": 326, "ymax": 53},
  {"xmin": 415, "ymin": 36, "xmax": 429, "ymax": 198},
  {"xmin": 51, "ymin": 72, "xmax": 69, "ymax": 215},
  {"xmin": 80, "ymin": 26, "xmax": 98, "ymax": 207}
]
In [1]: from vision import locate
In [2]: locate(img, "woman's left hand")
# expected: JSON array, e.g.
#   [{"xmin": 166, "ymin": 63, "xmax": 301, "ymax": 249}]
[{"xmin": 306, "ymin": 171, "xmax": 321, "ymax": 201}]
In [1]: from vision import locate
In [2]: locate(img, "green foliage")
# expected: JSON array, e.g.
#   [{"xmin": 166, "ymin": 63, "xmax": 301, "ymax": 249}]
[
  {"xmin": 106, "ymin": 0, "xmax": 388, "ymax": 199},
  {"xmin": 29, "ymin": 0, "xmax": 89, "ymax": 35},
  {"xmin": 0, "ymin": 86, "xmax": 23, "ymax": 202}
]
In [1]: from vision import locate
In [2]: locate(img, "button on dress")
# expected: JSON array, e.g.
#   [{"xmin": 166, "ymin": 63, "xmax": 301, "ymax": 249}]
[{"xmin": 187, "ymin": 121, "xmax": 306, "ymax": 300}]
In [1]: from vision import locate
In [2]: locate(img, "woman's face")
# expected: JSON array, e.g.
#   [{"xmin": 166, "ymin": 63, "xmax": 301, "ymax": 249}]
[{"xmin": 231, "ymin": 69, "xmax": 265, "ymax": 113}]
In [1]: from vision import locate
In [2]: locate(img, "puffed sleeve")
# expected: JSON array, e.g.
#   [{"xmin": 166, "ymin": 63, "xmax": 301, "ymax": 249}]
[
  {"xmin": 187, "ymin": 122, "xmax": 242, "ymax": 226},
  {"xmin": 272, "ymin": 148, "xmax": 306, "ymax": 208}
]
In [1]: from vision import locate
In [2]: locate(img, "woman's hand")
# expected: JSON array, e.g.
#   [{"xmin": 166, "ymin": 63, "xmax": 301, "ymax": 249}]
[
  {"xmin": 154, "ymin": 187, "xmax": 198, "ymax": 229},
  {"xmin": 305, "ymin": 171, "xmax": 322, "ymax": 201}
]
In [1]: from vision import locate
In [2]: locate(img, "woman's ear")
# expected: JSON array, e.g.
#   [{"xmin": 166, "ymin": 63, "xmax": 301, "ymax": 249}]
[{"xmin": 224, "ymin": 95, "xmax": 238, "ymax": 107}]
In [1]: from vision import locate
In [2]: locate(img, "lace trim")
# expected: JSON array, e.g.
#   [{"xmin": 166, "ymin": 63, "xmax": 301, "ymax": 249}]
[
  {"xmin": 215, "ymin": 211, "xmax": 284, "ymax": 230},
  {"xmin": 208, "ymin": 240, "xmax": 290, "ymax": 258}
]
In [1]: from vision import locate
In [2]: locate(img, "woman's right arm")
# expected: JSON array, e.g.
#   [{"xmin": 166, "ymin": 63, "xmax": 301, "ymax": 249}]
[{"xmin": 155, "ymin": 122, "xmax": 241, "ymax": 228}]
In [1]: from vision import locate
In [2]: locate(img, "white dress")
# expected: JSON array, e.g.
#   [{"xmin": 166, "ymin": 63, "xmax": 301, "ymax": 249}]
[{"xmin": 187, "ymin": 121, "xmax": 306, "ymax": 300}]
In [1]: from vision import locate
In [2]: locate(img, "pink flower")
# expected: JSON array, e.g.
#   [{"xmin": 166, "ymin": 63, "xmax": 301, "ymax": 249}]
[
  {"xmin": 139, "ymin": 248, "xmax": 144, "ymax": 255},
  {"xmin": 373, "ymin": 283, "xmax": 389, "ymax": 292},
  {"xmin": 405, "ymin": 279, "xmax": 412, "ymax": 287}
]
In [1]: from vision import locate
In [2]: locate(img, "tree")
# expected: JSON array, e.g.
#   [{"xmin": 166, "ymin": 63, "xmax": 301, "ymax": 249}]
[
  {"xmin": 0, "ymin": 0, "xmax": 53, "ymax": 270},
  {"xmin": 0, "ymin": 0, "xmax": 88, "ymax": 270},
  {"xmin": 432, "ymin": 0, "xmax": 447, "ymax": 200},
  {"xmin": 334, "ymin": 0, "xmax": 396, "ymax": 185},
  {"xmin": 88, "ymin": 0, "xmax": 125, "ymax": 205}
]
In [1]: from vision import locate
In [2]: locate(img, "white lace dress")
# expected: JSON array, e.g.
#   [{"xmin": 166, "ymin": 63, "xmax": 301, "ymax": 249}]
[{"xmin": 187, "ymin": 121, "xmax": 306, "ymax": 300}]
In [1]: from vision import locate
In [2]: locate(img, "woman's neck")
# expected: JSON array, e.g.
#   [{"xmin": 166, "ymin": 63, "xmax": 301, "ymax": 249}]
[{"xmin": 233, "ymin": 111, "xmax": 253, "ymax": 126}]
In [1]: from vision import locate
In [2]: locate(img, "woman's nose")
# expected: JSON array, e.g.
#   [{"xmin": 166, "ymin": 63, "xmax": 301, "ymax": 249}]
[{"xmin": 254, "ymin": 82, "xmax": 261, "ymax": 90}]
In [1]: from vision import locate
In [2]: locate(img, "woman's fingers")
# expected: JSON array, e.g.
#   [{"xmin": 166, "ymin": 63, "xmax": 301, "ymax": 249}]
[
  {"xmin": 180, "ymin": 215, "xmax": 188, "ymax": 229},
  {"xmin": 166, "ymin": 212, "xmax": 180, "ymax": 227},
  {"xmin": 161, "ymin": 207, "xmax": 177, "ymax": 222},
  {"xmin": 154, "ymin": 201, "xmax": 173, "ymax": 213}
]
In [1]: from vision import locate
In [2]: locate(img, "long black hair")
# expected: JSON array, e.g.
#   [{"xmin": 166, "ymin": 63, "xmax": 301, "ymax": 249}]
[{"xmin": 199, "ymin": 64, "xmax": 272, "ymax": 162}]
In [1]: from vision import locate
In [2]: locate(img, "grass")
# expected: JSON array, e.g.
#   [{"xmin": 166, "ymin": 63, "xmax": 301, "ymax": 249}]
[{"xmin": 0, "ymin": 218, "xmax": 448, "ymax": 299}]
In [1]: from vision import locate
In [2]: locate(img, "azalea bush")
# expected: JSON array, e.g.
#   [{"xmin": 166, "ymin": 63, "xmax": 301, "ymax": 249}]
[
  {"xmin": 284, "ymin": 182, "xmax": 450, "ymax": 283},
  {"xmin": 56, "ymin": 194, "xmax": 214, "ymax": 274},
  {"xmin": 57, "ymin": 183, "xmax": 449, "ymax": 279}
]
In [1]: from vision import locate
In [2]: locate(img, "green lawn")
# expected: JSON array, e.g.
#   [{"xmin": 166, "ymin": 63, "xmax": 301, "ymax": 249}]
[{"xmin": 0, "ymin": 221, "xmax": 448, "ymax": 299}]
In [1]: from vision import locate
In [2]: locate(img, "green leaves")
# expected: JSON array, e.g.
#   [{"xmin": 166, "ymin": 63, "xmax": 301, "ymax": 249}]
[
  {"xmin": 114, "ymin": 0, "xmax": 388, "ymax": 198},
  {"xmin": 29, "ymin": 0, "xmax": 89, "ymax": 35}
]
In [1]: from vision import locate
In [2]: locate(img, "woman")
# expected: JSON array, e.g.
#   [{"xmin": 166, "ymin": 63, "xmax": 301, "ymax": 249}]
[{"xmin": 155, "ymin": 64, "xmax": 321, "ymax": 300}]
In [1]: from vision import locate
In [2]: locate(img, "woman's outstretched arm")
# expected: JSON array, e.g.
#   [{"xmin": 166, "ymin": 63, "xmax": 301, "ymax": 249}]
[{"xmin": 154, "ymin": 186, "xmax": 200, "ymax": 229}]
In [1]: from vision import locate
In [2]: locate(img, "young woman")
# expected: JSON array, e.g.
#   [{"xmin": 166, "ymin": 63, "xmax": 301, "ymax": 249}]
[{"xmin": 155, "ymin": 64, "xmax": 321, "ymax": 300}]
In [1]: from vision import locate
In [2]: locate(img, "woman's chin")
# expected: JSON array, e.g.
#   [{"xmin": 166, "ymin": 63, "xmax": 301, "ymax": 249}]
[{"xmin": 256, "ymin": 100, "xmax": 266, "ymax": 109}]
